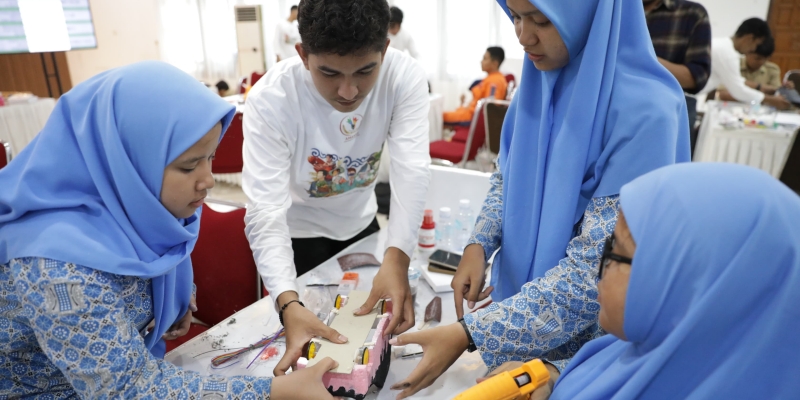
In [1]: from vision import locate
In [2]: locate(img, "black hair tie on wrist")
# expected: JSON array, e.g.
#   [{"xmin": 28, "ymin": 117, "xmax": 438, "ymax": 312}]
[{"xmin": 279, "ymin": 300, "xmax": 305, "ymax": 326}]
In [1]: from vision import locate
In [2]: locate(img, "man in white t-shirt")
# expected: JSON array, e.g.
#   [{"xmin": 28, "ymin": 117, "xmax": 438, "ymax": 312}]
[
  {"xmin": 700, "ymin": 18, "xmax": 788, "ymax": 109},
  {"xmin": 387, "ymin": 6, "xmax": 419, "ymax": 59},
  {"xmin": 243, "ymin": 0, "xmax": 431, "ymax": 376},
  {"xmin": 273, "ymin": 5, "xmax": 300, "ymax": 62}
]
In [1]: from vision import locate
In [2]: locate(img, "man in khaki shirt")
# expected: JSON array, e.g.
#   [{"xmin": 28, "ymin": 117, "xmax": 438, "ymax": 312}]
[{"xmin": 719, "ymin": 37, "xmax": 793, "ymax": 109}]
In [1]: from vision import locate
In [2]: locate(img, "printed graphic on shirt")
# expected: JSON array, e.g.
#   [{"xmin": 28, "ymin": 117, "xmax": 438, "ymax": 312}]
[
  {"xmin": 306, "ymin": 148, "xmax": 381, "ymax": 198},
  {"xmin": 340, "ymin": 114, "xmax": 363, "ymax": 142}
]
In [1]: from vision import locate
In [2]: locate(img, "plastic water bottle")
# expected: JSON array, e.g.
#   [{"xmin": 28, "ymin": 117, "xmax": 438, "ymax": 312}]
[
  {"xmin": 436, "ymin": 207, "xmax": 454, "ymax": 251},
  {"xmin": 454, "ymin": 199, "xmax": 474, "ymax": 251}
]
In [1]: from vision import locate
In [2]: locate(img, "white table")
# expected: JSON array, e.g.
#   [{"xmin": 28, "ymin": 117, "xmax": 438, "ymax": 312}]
[
  {"xmin": 0, "ymin": 98, "xmax": 57, "ymax": 156},
  {"xmin": 170, "ymin": 166, "xmax": 493, "ymax": 399},
  {"xmin": 694, "ymin": 101, "xmax": 799, "ymax": 178}
]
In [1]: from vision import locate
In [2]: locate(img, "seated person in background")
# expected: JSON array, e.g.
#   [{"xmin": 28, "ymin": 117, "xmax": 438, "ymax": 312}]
[
  {"xmin": 719, "ymin": 36, "xmax": 795, "ymax": 104},
  {"xmin": 388, "ymin": 6, "xmax": 419, "ymax": 59},
  {"xmin": 0, "ymin": 61, "xmax": 336, "ymax": 399},
  {"xmin": 215, "ymin": 79, "xmax": 229, "ymax": 96},
  {"xmin": 699, "ymin": 18, "xmax": 790, "ymax": 110},
  {"xmin": 443, "ymin": 47, "xmax": 507, "ymax": 125}
]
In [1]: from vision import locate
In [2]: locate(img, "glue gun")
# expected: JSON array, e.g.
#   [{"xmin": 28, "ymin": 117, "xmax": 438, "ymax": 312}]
[{"xmin": 453, "ymin": 359, "xmax": 551, "ymax": 400}]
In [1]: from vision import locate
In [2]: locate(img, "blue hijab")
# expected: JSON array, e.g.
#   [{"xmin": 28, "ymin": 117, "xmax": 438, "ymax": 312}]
[
  {"xmin": 492, "ymin": 0, "xmax": 690, "ymax": 300},
  {"xmin": 552, "ymin": 163, "xmax": 800, "ymax": 399},
  {"xmin": 0, "ymin": 61, "xmax": 235, "ymax": 358}
]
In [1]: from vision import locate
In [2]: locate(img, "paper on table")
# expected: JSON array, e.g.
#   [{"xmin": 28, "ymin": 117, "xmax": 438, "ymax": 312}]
[{"xmin": 775, "ymin": 112, "xmax": 800, "ymax": 127}]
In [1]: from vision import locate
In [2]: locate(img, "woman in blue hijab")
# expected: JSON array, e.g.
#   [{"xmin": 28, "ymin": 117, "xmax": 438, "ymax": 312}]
[
  {"xmin": 0, "ymin": 61, "xmax": 336, "ymax": 399},
  {"xmin": 391, "ymin": 0, "xmax": 688, "ymax": 396},
  {"xmin": 549, "ymin": 163, "xmax": 800, "ymax": 399}
]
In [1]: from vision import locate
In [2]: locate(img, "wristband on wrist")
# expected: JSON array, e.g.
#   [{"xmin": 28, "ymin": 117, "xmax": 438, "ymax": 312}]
[
  {"xmin": 279, "ymin": 300, "xmax": 305, "ymax": 326},
  {"xmin": 458, "ymin": 317, "xmax": 478, "ymax": 353}
]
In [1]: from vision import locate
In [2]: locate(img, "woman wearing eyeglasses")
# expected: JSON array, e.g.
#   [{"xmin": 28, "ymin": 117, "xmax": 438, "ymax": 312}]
[
  {"xmin": 388, "ymin": 0, "xmax": 689, "ymax": 396},
  {"xmin": 549, "ymin": 163, "xmax": 800, "ymax": 399}
]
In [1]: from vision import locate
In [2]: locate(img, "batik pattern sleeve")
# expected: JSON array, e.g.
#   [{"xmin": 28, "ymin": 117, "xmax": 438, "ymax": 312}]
[
  {"xmin": 463, "ymin": 196, "xmax": 619, "ymax": 371},
  {"xmin": 467, "ymin": 166, "xmax": 504, "ymax": 262},
  {"xmin": 8, "ymin": 257, "xmax": 272, "ymax": 399}
]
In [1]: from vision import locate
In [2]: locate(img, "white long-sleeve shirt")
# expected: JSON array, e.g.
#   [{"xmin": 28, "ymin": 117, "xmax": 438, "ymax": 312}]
[
  {"xmin": 273, "ymin": 19, "xmax": 300, "ymax": 61},
  {"xmin": 700, "ymin": 37, "xmax": 765, "ymax": 104},
  {"xmin": 388, "ymin": 29, "xmax": 419, "ymax": 60},
  {"xmin": 242, "ymin": 48, "xmax": 431, "ymax": 300}
]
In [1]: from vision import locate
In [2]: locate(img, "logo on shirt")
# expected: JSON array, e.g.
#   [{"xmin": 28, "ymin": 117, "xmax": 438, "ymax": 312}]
[
  {"xmin": 306, "ymin": 148, "xmax": 382, "ymax": 198},
  {"xmin": 340, "ymin": 114, "xmax": 363, "ymax": 141}
]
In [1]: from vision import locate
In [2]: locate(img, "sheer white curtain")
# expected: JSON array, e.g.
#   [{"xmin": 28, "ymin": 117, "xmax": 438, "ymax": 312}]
[
  {"xmin": 157, "ymin": 0, "xmax": 521, "ymax": 105},
  {"xmin": 158, "ymin": 0, "xmax": 240, "ymax": 84},
  {"xmin": 390, "ymin": 0, "xmax": 523, "ymax": 109}
]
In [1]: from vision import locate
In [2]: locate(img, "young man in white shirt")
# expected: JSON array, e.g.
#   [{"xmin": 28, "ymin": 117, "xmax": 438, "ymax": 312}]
[
  {"xmin": 700, "ymin": 18, "xmax": 788, "ymax": 109},
  {"xmin": 243, "ymin": 0, "xmax": 431, "ymax": 377},
  {"xmin": 273, "ymin": 5, "xmax": 300, "ymax": 62},
  {"xmin": 387, "ymin": 6, "xmax": 419, "ymax": 60}
]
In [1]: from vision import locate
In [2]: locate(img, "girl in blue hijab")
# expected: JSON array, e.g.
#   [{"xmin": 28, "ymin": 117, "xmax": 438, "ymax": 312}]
[
  {"xmin": 550, "ymin": 163, "xmax": 800, "ymax": 399},
  {"xmin": 391, "ymin": 0, "xmax": 689, "ymax": 396},
  {"xmin": 0, "ymin": 61, "xmax": 337, "ymax": 399}
]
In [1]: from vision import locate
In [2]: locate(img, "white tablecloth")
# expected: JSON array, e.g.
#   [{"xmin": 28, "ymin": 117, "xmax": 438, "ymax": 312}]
[
  {"xmin": 694, "ymin": 101, "xmax": 799, "ymax": 178},
  {"xmin": 0, "ymin": 98, "xmax": 57, "ymax": 156},
  {"xmin": 169, "ymin": 167, "xmax": 493, "ymax": 399}
]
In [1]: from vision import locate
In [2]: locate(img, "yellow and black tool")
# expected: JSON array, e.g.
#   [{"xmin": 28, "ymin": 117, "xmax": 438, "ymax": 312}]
[{"xmin": 454, "ymin": 359, "xmax": 551, "ymax": 400}]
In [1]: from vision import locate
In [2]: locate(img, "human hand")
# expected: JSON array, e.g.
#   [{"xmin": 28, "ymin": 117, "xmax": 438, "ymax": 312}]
[
  {"xmin": 270, "ymin": 357, "xmax": 339, "ymax": 400},
  {"xmin": 452, "ymin": 244, "xmax": 493, "ymax": 319},
  {"xmin": 785, "ymin": 81, "xmax": 796, "ymax": 90},
  {"xmin": 274, "ymin": 292, "xmax": 348, "ymax": 376},
  {"xmin": 765, "ymin": 95, "xmax": 792, "ymax": 111},
  {"xmin": 476, "ymin": 361, "xmax": 561, "ymax": 400},
  {"xmin": 389, "ymin": 323, "xmax": 469, "ymax": 399},
  {"xmin": 354, "ymin": 247, "xmax": 414, "ymax": 334},
  {"xmin": 163, "ymin": 295, "xmax": 197, "ymax": 340}
]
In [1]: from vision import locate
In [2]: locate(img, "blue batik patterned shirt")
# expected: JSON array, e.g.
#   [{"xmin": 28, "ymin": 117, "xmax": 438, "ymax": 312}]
[
  {"xmin": 464, "ymin": 168, "xmax": 619, "ymax": 371},
  {"xmin": 0, "ymin": 257, "xmax": 272, "ymax": 399}
]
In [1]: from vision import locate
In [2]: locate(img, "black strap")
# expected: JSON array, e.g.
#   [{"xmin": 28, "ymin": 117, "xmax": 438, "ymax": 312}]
[
  {"xmin": 278, "ymin": 300, "xmax": 305, "ymax": 326},
  {"xmin": 459, "ymin": 318, "xmax": 478, "ymax": 353}
]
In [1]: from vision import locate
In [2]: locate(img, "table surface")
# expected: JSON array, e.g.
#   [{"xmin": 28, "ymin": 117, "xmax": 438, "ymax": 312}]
[{"xmin": 166, "ymin": 228, "xmax": 488, "ymax": 400}]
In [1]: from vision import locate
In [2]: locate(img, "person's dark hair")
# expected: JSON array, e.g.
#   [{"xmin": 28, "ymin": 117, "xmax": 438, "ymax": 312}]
[
  {"xmin": 298, "ymin": 0, "xmax": 390, "ymax": 56},
  {"xmin": 291, "ymin": 5, "xmax": 298, "ymax": 12},
  {"xmin": 754, "ymin": 36, "xmax": 775, "ymax": 58},
  {"xmin": 390, "ymin": 6, "xmax": 403, "ymax": 25},
  {"xmin": 215, "ymin": 80, "xmax": 229, "ymax": 93},
  {"xmin": 487, "ymin": 46, "xmax": 505, "ymax": 66},
  {"xmin": 734, "ymin": 18, "xmax": 771, "ymax": 40}
]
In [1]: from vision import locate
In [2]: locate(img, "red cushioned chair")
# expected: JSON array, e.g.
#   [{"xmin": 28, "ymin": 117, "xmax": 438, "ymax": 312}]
[
  {"xmin": 165, "ymin": 201, "xmax": 261, "ymax": 352},
  {"xmin": 0, "ymin": 141, "xmax": 10, "ymax": 169},
  {"xmin": 430, "ymin": 99, "xmax": 487, "ymax": 167},
  {"xmin": 250, "ymin": 71, "xmax": 265, "ymax": 87},
  {"xmin": 212, "ymin": 112, "xmax": 244, "ymax": 174}
]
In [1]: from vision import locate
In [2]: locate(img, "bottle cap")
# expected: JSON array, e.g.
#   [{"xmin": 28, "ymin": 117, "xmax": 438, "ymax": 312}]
[
  {"xmin": 423, "ymin": 209, "xmax": 434, "ymax": 225},
  {"xmin": 439, "ymin": 207, "xmax": 451, "ymax": 219},
  {"xmin": 459, "ymin": 199, "xmax": 470, "ymax": 208}
]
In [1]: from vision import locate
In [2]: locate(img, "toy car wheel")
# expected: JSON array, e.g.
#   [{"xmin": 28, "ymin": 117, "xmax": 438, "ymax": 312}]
[{"xmin": 303, "ymin": 341, "xmax": 318, "ymax": 360}]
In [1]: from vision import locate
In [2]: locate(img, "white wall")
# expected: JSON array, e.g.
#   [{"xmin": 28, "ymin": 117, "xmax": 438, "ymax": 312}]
[
  {"xmin": 695, "ymin": 0, "xmax": 771, "ymax": 38},
  {"xmin": 65, "ymin": 0, "xmax": 161, "ymax": 85}
]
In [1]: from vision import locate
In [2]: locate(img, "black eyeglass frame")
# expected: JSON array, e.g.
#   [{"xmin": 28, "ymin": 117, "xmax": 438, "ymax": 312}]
[{"xmin": 599, "ymin": 236, "xmax": 632, "ymax": 279}]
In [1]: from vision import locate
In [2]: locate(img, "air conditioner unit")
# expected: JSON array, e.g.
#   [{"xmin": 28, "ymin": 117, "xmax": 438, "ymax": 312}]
[{"xmin": 234, "ymin": 5, "xmax": 265, "ymax": 79}]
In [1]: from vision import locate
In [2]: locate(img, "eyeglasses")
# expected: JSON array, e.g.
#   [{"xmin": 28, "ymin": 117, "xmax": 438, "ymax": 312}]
[{"xmin": 599, "ymin": 236, "xmax": 632, "ymax": 279}]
